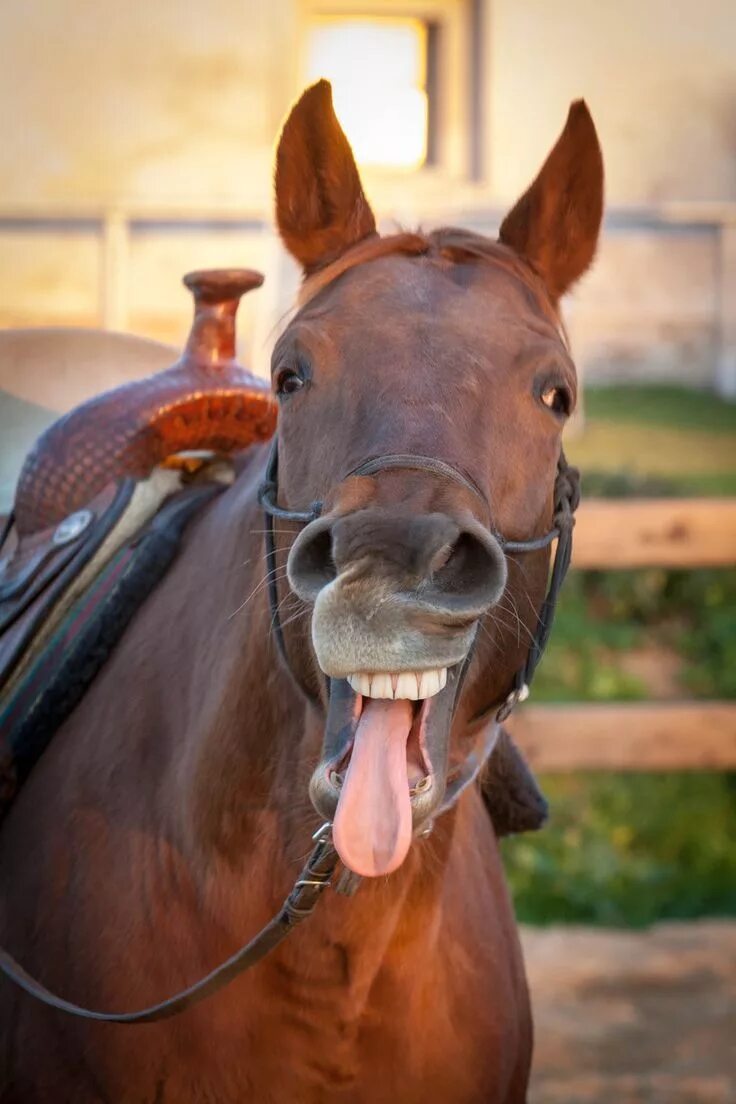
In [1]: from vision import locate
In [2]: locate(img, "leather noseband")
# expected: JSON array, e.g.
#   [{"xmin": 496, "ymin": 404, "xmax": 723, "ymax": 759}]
[{"xmin": 258, "ymin": 436, "xmax": 580, "ymax": 720}]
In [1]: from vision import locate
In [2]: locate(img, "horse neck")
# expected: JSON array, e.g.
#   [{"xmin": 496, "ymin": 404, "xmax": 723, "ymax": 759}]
[{"xmin": 176, "ymin": 461, "xmax": 307, "ymax": 861}]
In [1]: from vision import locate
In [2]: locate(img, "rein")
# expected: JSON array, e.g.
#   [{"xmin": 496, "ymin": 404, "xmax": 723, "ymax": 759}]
[
  {"xmin": 0, "ymin": 829, "xmax": 338, "ymax": 1024},
  {"xmin": 0, "ymin": 441, "xmax": 578, "ymax": 1024}
]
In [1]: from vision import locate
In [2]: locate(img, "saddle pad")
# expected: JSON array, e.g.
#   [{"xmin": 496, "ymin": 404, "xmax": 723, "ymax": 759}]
[
  {"xmin": 0, "ymin": 480, "xmax": 135, "ymax": 692},
  {"xmin": 0, "ymin": 471, "xmax": 225, "ymax": 820}
]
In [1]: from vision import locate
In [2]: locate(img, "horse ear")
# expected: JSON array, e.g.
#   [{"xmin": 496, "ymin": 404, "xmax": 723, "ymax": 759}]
[
  {"xmin": 499, "ymin": 100, "xmax": 604, "ymax": 301},
  {"xmin": 275, "ymin": 80, "xmax": 377, "ymax": 274}
]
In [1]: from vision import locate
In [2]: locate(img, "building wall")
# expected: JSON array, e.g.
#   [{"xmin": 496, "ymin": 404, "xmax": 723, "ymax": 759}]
[
  {"xmin": 0, "ymin": 0, "xmax": 297, "ymax": 211},
  {"xmin": 0, "ymin": 0, "xmax": 734, "ymax": 414},
  {"xmin": 485, "ymin": 0, "xmax": 736, "ymax": 205},
  {"xmin": 3, "ymin": 0, "xmax": 734, "ymax": 210}
]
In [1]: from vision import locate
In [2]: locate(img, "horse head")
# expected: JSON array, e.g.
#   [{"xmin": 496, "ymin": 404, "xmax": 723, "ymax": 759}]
[{"xmin": 269, "ymin": 81, "xmax": 603, "ymax": 878}]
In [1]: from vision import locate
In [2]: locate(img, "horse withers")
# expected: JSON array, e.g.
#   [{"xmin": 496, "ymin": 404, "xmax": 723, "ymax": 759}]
[{"xmin": 0, "ymin": 81, "xmax": 603, "ymax": 1102}]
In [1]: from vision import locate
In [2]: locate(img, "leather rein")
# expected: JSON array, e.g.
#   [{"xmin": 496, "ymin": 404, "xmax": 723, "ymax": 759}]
[{"xmin": 0, "ymin": 442, "xmax": 578, "ymax": 1024}]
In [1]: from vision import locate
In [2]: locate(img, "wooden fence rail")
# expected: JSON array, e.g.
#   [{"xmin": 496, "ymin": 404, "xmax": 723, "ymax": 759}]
[
  {"xmin": 509, "ymin": 702, "xmax": 736, "ymax": 772},
  {"xmin": 572, "ymin": 497, "xmax": 736, "ymax": 568},
  {"xmin": 511, "ymin": 496, "xmax": 736, "ymax": 771}
]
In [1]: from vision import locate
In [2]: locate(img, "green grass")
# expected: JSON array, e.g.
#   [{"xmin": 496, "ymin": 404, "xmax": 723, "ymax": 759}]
[
  {"xmin": 503, "ymin": 384, "xmax": 736, "ymax": 927},
  {"xmin": 581, "ymin": 469, "xmax": 736, "ymax": 497},
  {"xmin": 564, "ymin": 384, "xmax": 736, "ymax": 496},
  {"xmin": 582, "ymin": 384, "xmax": 736, "ymax": 433}
]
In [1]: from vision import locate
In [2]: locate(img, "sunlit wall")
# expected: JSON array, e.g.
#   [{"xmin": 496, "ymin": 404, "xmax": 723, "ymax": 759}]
[{"xmin": 0, "ymin": 0, "xmax": 734, "ymax": 403}]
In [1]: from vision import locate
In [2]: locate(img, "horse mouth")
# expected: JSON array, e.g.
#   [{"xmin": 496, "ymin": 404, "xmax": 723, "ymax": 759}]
[{"xmin": 309, "ymin": 666, "xmax": 462, "ymax": 878}]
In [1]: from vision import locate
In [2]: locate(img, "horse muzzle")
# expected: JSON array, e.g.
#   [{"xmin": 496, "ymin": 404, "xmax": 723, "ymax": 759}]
[
  {"xmin": 289, "ymin": 506, "xmax": 506, "ymax": 878},
  {"xmin": 288, "ymin": 506, "xmax": 506, "ymax": 677}
]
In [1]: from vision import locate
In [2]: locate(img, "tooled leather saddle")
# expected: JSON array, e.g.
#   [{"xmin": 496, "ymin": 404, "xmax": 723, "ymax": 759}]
[{"xmin": 0, "ymin": 267, "xmax": 546, "ymax": 834}]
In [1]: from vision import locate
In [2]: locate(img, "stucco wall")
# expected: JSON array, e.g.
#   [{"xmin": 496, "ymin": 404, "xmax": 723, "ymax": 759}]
[
  {"xmin": 3, "ymin": 0, "xmax": 734, "ymax": 209},
  {"xmin": 0, "ymin": 0, "xmax": 297, "ymax": 210},
  {"xmin": 0, "ymin": 0, "xmax": 734, "ymax": 407},
  {"xmin": 486, "ymin": 0, "xmax": 736, "ymax": 205},
  {"xmin": 569, "ymin": 228, "xmax": 720, "ymax": 388}
]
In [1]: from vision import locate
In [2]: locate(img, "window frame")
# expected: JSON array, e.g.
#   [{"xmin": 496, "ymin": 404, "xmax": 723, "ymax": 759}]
[{"xmin": 297, "ymin": 0, "xmax": 474, "ymax": 181}]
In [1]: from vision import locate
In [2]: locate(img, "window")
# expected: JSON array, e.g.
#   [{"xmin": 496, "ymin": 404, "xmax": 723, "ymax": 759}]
[{"xmin": 305, "ymin": 16, "xmax": 430, "ymax": 171}]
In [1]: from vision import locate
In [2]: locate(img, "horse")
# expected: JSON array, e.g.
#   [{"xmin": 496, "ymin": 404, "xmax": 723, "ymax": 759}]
[{"xmin": 0, "ymin": 80, "xmax": 603, "ymax": 1102}]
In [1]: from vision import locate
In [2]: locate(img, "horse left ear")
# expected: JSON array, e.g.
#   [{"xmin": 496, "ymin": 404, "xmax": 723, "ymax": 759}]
[
  {"xmin": 499, "ymin": 100, "xmax": 604, "ymax": 301},
  {"xmin": 275, "ymin": 80, "xmax": 377, "ymax": 274}
]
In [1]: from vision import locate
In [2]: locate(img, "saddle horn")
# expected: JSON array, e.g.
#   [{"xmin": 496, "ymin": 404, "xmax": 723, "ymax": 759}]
[{"xmin": 13, "ymin": 269, "xmax": 277, "ymax": 536}]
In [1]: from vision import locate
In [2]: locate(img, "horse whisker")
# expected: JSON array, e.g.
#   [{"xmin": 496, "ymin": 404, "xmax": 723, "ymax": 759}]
[{"xmin": 227, "ymin": 566, "xmax": 292, "ymax": 621}]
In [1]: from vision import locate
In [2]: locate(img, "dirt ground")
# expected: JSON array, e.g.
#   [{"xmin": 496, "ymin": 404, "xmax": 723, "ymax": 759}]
[{"xmin": 521, "ymin": 921, "xmax": 736, "ymax": 1104}]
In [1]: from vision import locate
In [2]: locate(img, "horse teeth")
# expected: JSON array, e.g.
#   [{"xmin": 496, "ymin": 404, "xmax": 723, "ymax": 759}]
[
  {"xmin": 394, "ymin": 672, "xmax": 419, "ymax": 700},
  {"xmin": 370, "ymin": 673, "xmax": 394, "ymax": 699},
  {"xmin": 418, "ymin": 670, "xmax": 440, "ymax": 698},
  {"xmin": 347, "ymin": 673, "xmax": 372, "ymax": 696},
  {"xmin": 345, "ymin": 668, "xmax": 448, "ymax": 701}
]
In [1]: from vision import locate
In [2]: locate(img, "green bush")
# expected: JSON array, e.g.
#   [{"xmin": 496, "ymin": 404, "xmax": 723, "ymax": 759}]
[
  {"xmin": 535, "ymin": 568, "xmax": 736, "ymax": 702},
  {"xmin": 503, "ymin": 772, "xmax": 736, "ymax": 926},
  {"xmin": 506, "ymin": 567, "xmax": 736, "ymax": 925}
]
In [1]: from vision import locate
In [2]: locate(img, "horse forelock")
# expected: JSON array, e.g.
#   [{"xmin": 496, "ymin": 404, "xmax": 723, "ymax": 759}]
[{"xmin": 295, "ymin": 227, "xmax": 566, "ymax": 347}]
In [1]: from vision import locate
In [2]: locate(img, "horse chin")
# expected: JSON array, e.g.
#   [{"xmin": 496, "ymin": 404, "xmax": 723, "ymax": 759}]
[{"xmin": 308, "ymin": 665, "xmax": 463, "ymax": 877}]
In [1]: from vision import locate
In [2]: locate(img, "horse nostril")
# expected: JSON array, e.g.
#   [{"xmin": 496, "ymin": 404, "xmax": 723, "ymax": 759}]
[
  {"xmin": 427, "ymin": 541, "xmax": 455, "ymax": 576},
  {"xmin": 425, "ymin": 525, "xmax": 507, "ymax": 615},
  {"xmin": 288, "ymin": 511, "xmax": 505, "ymax": 614},
  {"xmin": 287, "ymin": 517, "xmax": 337, "ymax": 602}
]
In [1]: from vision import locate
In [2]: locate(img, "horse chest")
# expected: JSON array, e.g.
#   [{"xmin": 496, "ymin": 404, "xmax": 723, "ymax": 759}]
[
  {"xmin": 0, "ymin": 793, "xmax": 530, "ymax": 1104},
  {"xmin": 154, "ymin": 951, "xmax": 524, "ymax": 1104}
]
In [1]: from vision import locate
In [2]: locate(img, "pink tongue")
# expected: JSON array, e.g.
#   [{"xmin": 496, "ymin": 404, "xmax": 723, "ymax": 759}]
[{"xmin": 333, "ymin": 698, "xmax": 414, "ymax": 878}]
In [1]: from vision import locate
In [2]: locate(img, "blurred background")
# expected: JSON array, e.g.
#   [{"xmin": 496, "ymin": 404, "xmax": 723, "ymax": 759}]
[{"xmin": 0, "ymin": 1, "xmax": 734, "ymax": 1100}]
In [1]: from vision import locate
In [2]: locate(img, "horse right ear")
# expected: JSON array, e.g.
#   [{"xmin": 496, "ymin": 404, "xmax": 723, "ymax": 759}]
[
  {"xmin": 499, "ymin": 100, "xmax": 604, "ymax": 302},
  {"xmin": 275, "ymin": 81, "xmax": 377, "ymax": 275}
]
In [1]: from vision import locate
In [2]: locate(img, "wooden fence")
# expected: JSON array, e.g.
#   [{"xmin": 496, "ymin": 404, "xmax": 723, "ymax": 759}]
[{"xmin": 508, "ymin": 497, "xmax": 736, "ymax": 771}]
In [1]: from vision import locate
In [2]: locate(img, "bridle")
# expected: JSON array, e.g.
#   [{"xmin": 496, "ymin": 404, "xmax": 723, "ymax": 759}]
[
  {"xmin": 0, "ymin": 436, "xmax": 579, "ymax": 1025},
  {"xmin": 258, "ymin": 435, "xmax": 580, "ymax": 721}
]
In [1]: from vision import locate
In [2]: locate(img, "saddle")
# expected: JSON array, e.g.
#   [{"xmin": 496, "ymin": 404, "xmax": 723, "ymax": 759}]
[{"xmin": 0, "ymin": 267, "xmax": 546, "ymax": 835}]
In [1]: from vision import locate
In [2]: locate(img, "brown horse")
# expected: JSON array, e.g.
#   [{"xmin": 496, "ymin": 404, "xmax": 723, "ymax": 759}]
[{"xmin": 0, "ymin": 81, "xmax": 602, "ymax": 1102}]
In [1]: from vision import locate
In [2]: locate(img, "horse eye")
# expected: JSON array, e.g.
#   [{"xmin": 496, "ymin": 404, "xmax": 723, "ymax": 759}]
[
  {"xmin": 275, "ymin": 368, "xmax": 305, "ymax": 396},
  {"xmin": 540, "ymin": 384, "xmax": 570, "ymax": 416}
]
